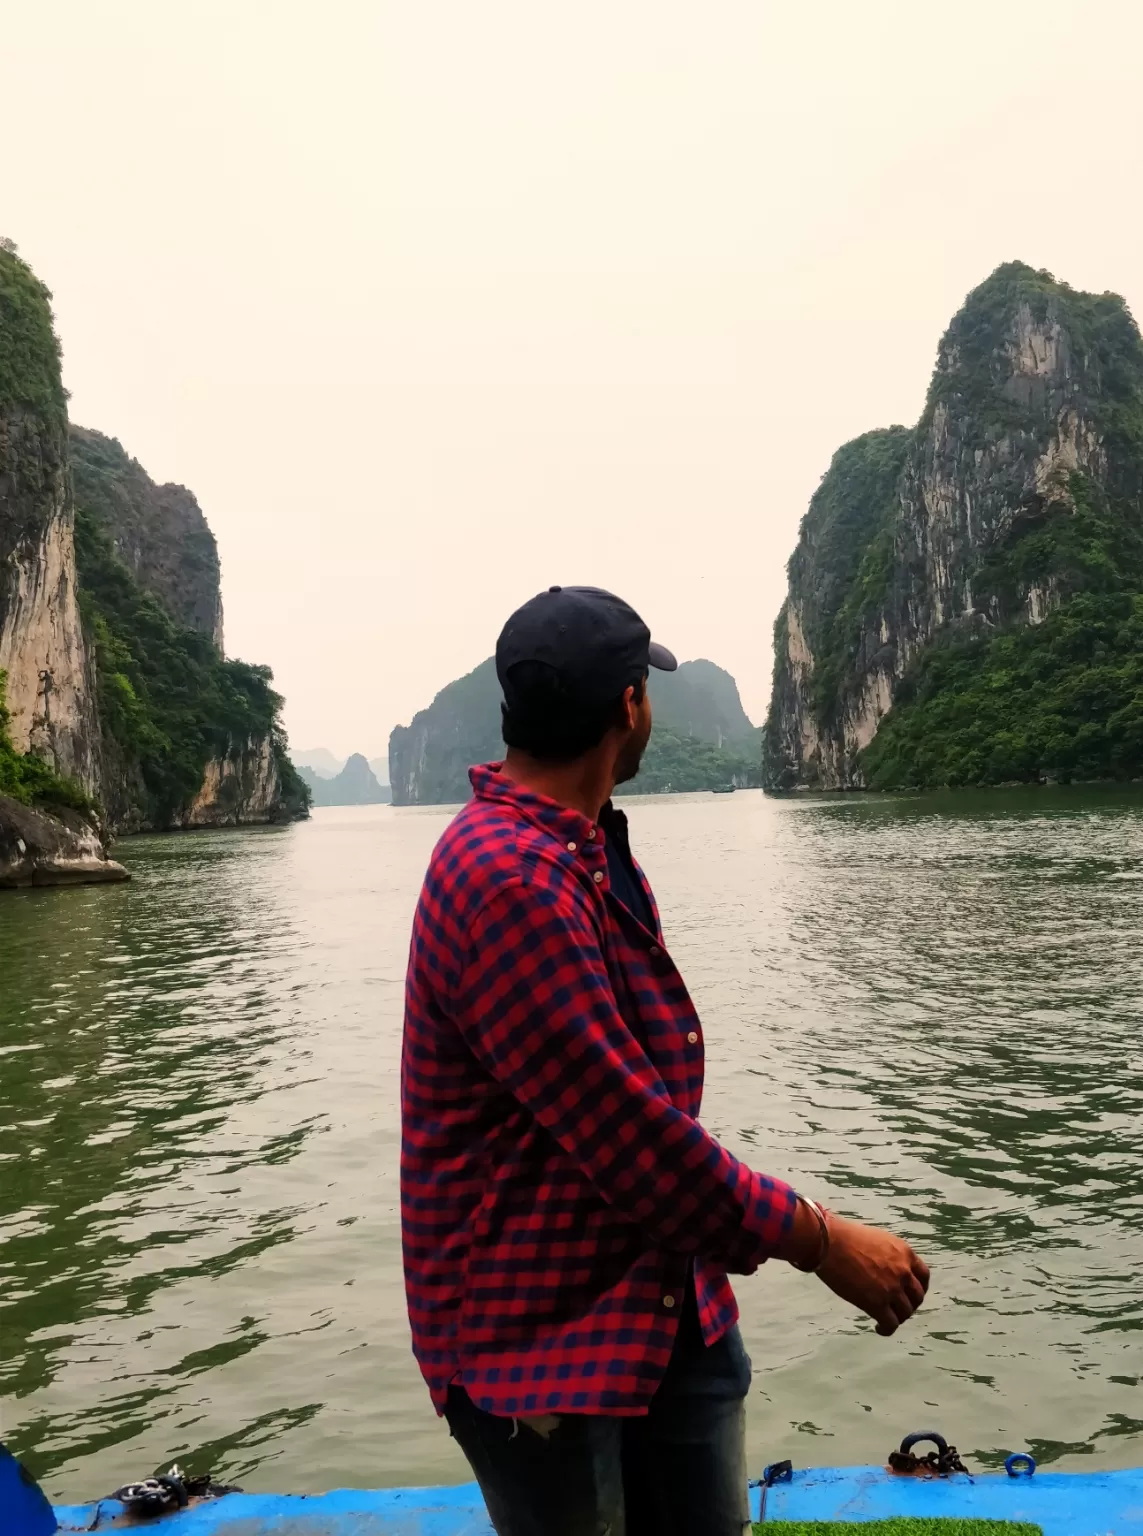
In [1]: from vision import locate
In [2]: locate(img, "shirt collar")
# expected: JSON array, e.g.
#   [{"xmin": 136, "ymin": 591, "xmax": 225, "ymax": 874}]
[{"xmin": 469, "ymin": 762, "xmax": 601, "ymax": 847}]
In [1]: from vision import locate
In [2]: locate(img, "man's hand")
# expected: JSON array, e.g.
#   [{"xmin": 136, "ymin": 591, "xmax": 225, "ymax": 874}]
[
  {"xmin": 816, "ymin": 1214, "xmax": 930, "ymax": 1336},
  {"xmin": 778, "ymin": 1200, "xmax": 930, "ymax": 1335}
]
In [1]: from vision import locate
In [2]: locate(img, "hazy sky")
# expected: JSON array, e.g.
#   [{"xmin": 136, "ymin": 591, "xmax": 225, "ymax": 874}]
[{"xmin": 6, "ymin": 2, "xmax": 1143, "ymax": 759}]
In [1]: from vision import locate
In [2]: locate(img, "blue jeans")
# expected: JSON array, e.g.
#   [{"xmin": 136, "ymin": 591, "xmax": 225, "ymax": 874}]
[{"xmin": 444, "ymin": 1289, "xmax": 753, "ymax": 1536}]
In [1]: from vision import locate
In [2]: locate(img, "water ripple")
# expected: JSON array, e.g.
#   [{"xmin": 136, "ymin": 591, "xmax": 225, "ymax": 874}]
[{"xmin": 2, "ymin": 792, "xmax": 1143, "ymax": 1497}]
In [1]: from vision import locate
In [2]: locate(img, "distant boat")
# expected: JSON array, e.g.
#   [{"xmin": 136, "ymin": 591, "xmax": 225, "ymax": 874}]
[{"xmin": 712, "ymin": 784, "xmax": 736, "ymax": 794}]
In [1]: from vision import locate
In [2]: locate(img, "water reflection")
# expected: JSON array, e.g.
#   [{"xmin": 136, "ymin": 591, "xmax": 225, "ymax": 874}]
[{"xmin": 1, "ymin": 828, "xmax": 326, "ymax": 1486}]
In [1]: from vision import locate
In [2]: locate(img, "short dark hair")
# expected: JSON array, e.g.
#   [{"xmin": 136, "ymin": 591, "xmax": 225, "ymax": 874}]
[{"xmin": 501, "ymin": 661, "xmax": 644, "ymax": 763}]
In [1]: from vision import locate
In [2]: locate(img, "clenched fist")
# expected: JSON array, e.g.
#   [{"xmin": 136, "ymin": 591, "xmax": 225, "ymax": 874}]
[
  {"xmin": 818, "ymin": 1214, "xmax": 930, "ymax": 1335},
  {"xmin": 780, "ymin": 1199, "xmax": 930, "ymax": 1335}
]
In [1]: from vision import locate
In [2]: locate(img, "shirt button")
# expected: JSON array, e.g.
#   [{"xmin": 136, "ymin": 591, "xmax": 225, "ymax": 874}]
[
  {"xmin": 567, "ymin": 841, "xmax": 577, "ymax": 852},
  {"xmin": 663, "ymin": 1294, "xmax": 676, "ymax": 1308},
  {"xmin": 649, "ymin": 945, "xmax": 661, "ymax": 956},
  {"xmin": 593, "ymin": 870, "xmax": 604, "ymax": 884},
  {"xmin": 687, "ymin": 1031, "xmax": 698, "ymax": 1044},
  {"xmin": 586, "ymin": 827, "xmax": 595, "ymax": 838}
]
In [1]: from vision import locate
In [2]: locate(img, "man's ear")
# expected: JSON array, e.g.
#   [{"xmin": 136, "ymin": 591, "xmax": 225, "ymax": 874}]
[{"xmin": 621, "ymin": 684, "xmax": 638, "ymax": 729}]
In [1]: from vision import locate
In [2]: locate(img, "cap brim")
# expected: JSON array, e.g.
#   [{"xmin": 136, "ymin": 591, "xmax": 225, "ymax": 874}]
[{"xmin": 648, "ymin": 641, "xmax": 678, "ymax": 672}]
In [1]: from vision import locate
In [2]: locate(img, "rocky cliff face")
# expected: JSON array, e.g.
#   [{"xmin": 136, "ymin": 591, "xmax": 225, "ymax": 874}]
[
  {"xmin": 763, "ymin": 426, "xmax": 911, "ymax": 789},
  {"xmin": 70, "ymin": 427, "xmax": 224, "ymax": 648},
  {"xmin": 764, "ymin": 262, "xmax": 1143, "ymax": 790},
  {"xmin": 390, "ymin": 659, "xmax": 503, "ymax": 806},
  {"xmin": 0, "ymin": 244, "xmax": 307, "ymax": 840},
  {"xmin": 174, "ymin": 734, "xmax": 298, "ymax": 827},
  {"xmin": 0, "ymin": 252, "xmax": 98, "ymax": 791}
]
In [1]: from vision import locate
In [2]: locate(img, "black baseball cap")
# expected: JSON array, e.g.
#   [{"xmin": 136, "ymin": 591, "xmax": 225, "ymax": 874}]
[{"xmin": 497, "ymin": 586, "xmax": 677, "ymax": 711}]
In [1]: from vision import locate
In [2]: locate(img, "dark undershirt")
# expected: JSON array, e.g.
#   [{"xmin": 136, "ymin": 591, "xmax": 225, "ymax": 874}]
[{"xmin": 599, "ymin": 801, "xmax": 655, "ymax": 932}]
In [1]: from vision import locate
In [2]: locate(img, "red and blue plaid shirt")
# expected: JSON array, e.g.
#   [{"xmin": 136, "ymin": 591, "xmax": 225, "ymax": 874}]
[{"xmin": 401, "ymin": 764, "xmax": 797, "ymax": 1417}]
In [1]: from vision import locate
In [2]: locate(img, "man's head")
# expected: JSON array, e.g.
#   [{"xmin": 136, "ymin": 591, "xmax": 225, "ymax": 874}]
[{"xmin": 496, "ymin": 586, "xmax": 676, "ymax": 785}]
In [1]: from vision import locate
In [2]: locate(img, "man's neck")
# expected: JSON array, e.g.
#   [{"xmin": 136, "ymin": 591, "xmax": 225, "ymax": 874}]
[{"xmin": 500, "ymin": 749, "xmax": 614, "ymax": 822}]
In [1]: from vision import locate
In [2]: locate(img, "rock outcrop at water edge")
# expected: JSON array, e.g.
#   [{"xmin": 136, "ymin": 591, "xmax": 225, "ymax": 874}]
[{"xmin": 0, "ymin": 794, "xmax": 128, "ymax": 887}]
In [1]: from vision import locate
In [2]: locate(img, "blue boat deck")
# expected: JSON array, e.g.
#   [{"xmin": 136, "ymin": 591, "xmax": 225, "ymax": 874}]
[{"xmin": 47, "ymin": 1464, "xmax": 1143, "ymax": 1534}]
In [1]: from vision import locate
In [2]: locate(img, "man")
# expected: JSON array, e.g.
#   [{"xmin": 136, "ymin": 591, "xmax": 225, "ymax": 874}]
[{"xmin": 401, "ymin": 586, "xmax": 929, "ymax": 1536}]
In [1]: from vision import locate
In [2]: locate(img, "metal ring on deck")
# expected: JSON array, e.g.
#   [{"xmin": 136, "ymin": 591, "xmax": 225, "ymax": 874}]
[
  {"xmin": 899, "ymin": 1432, "xmax": 949, "ymax": 1457},
  {"xmin": 1005, "ymin": 1452, "xmax": 1037, "ymax": 1478}
]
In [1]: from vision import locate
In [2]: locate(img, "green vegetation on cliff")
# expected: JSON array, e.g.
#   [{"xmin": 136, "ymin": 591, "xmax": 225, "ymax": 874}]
[
  {"xmin": 0, "ymin": 244, "xmax": 66, "ymax": 437},
  {"xmin": 924, "ymin": 261, "xmax": 1143, "ymax": 453},
  {"xmin": 633, "ymin": 725, "xmax": 759, "ymax": 793},
  {"xmin": 862, "ymin": 589, "xmax": 1143, "ymax": 788},
  {"xmin": 0, "ymin": 244, "xmax": 70, "ymax": 594},
  {"xmin": 0, "ymin": 672, "xmax": 91, "ymax": 816}
]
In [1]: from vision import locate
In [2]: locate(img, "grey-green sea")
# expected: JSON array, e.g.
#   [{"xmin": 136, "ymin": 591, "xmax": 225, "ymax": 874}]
[{"xmin": 2, "ymin": 787, "xmax": 1142, "ymax": 1502}]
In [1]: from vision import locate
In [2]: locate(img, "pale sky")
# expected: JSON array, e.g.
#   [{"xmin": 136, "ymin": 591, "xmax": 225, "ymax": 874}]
[{"xmin": 6, "ymin": 2, "xmax": 1143, "ymax": 760}]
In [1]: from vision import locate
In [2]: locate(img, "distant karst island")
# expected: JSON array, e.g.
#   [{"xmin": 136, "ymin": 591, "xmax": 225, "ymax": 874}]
[
  {"xmin": 763, "ymin": 261, "xmax": 1143, "ymax": 792},
  {"xmin": 292, "ymin": 750, "xmax": 392, "ymax": 807},
  {"xmin": 1, "ymin": 243, "xmax": 308, "ymax": 886},
  {"xmin": 387, "ymin": 657, "xmax": 762, "ymax": 806}
]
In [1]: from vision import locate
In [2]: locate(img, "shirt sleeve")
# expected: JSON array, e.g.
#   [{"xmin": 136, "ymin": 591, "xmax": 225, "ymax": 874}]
[{"xmin": 453, "ymin": 878, "xmax": 797, "ymax": 1274}]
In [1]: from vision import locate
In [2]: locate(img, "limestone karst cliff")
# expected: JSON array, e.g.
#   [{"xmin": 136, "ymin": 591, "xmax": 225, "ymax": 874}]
[
  {"xmin": 389, "ymin": 655, "xmax": 761, "ymax": 805},
  {"xmin": 0, "ymin": 247, "xmax": 98, "ymax": 792},
  {"xmin": 389, "ymin": 659, "xmax": 503, "ymax": 805},
  {"xmin": 69, "ymin": 424, "xmax": 308, "ymax": 830},
  {"xmin": 0, "ymin": 243, "xmax": 308, "ymax": 840},
  {"xmin": 763, "ymin": 262, "xmax": 1143, "ymax": 790}
]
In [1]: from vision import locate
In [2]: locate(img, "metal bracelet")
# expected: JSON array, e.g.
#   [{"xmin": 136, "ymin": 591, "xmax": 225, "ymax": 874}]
[{"xmin": 791, "ymin": 1196, "xmax": 830, "ymax": 1273}]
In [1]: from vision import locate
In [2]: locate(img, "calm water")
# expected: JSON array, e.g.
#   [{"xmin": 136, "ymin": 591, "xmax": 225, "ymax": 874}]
[{"xmin": 2, "ymin": 789, "xmax": 1143, "ymax": 1502}]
